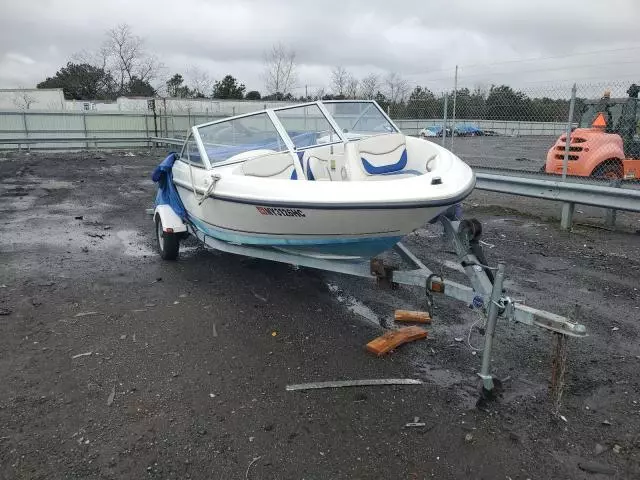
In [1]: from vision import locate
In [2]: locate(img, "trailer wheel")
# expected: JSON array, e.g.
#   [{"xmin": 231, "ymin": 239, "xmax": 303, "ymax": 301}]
[
  {"xmin": 591, "ymin": 159, "xmax": 623, "ymax": 179},
  {"xmin": 155, "ymin": 215, "xmax": 179, "ymax": 261}
]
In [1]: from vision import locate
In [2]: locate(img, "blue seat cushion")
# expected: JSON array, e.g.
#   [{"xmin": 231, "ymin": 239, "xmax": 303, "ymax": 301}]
[{"xmin": 361, "ymin": 148, "xmax": 408, "ymax": 174}]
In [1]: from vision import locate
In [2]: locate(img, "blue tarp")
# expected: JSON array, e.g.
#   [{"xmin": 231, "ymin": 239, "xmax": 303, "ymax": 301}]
[
  {"xmin": 151, "ymin": 152, "xmax": 187, "ymax": 220},
  {"xmin": 454, "ymin": 123, "xmax": 483, "ymax": 135}
]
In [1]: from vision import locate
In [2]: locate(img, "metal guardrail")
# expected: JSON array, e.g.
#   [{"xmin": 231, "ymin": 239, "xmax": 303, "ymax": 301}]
[
  {"xmin": 0, "ymin": 135, "xmax": 185, "ymax": 151},
  {"xmin": 0, "ymin": 136, "xmax": 151, "ymax": 145},
  {"xmin": 149, "ymin": 136, "xmax": 185, "ymax": 146},
  {"xmin": 474, "ymin": 170, "xmax": 640, "ymax": 213},
  {"xmin": 472, "ymin": 166, "xmax": 640, "ymax": 188}
]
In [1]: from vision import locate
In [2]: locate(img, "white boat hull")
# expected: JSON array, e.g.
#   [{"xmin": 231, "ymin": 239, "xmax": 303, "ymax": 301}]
[
  {"xmin": 175, "ymin": 183, "xmax": 453, "ymax": 257},
  {"xmin": 153, "ymin": 100, "xmax": 475, "ymax": 260}
]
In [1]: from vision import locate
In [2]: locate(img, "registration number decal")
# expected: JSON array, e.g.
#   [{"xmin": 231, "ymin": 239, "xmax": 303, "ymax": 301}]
[{"xmin": 256, "ymin": 206, "xmax": 306, "ymax": 217}]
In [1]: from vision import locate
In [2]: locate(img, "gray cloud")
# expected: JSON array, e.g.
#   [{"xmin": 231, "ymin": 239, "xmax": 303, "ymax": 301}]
[{"xmin": 1, "ymin": 0, "xmax": 639, "ymax": 95}]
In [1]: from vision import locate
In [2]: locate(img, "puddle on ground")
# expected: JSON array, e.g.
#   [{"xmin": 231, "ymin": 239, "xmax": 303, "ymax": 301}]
[
  {"xmin": 0, "ymin": 194, "xmax": 37, "ymax": 212},
  {"xmin": 115, "ymin": 230, "xmax": 155, "ymax": 257},
  {"xmin": 416, "ymin": 363, "xmax": 467, "ymax": 388},
  {"xmin": 177, "ymin": 245, "xmax": 201, "ymax": 256},
  {"xmin": 36, "ymin": 179, "xmax": 75, "ymax": 190},
  {"xmin": 46, "ymin": 200, "xmax": 114, "ymax": 215},
  {"xmin": 327, "ymin": 283, "xmax": 381, "ymax": 327},
  {"xmin": 98, "ymin": 165, "xmax": 128, "ymax": 175}
]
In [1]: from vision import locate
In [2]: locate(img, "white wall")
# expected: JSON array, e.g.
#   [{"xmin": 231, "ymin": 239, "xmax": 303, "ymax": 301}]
[
  {"xmin": 0, "ymin": 88, "xmax": 65, "ymax": 111},
  {"xmin": 64, "ymin": 96, "xmax": 298, "ymax": 114}
]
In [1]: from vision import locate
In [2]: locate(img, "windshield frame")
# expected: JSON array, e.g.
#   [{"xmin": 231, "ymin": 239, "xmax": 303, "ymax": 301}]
[{"xmin": 189, "ymin": 100, "xmax": 397, "ymax": 170}]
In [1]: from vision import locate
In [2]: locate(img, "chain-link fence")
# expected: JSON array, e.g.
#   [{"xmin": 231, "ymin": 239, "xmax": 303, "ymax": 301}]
[{"xmin": 388, "ymin": 81, "xmax": 640, "ymax": 188}]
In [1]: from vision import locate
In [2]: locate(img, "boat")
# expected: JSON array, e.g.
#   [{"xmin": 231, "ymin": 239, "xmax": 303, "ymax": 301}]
[{"xmin": 151, "ymin": 100, "xmax": 475, "ymax": 260}]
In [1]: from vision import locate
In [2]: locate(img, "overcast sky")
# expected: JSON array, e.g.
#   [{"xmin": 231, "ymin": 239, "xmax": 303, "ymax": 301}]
[{"xmin": 1, "ymin": 0, "xmax": 640, "ymax": 96}]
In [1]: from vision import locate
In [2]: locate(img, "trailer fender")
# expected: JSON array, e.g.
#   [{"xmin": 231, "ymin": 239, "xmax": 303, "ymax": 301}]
[{"xmin": 154, "ymin": 204, "xmax": 187, "ymax": 233}]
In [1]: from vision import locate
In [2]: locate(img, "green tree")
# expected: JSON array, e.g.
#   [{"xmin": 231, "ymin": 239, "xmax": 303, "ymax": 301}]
[
  {"xmin": 405, "ymin": 86, "xmax": 438, "ymax": 119},
  {"xmin": 166, "ymin": 74, "xmax": 192, "ymax": 98},
  {"xmin": 485, "ymin": 85, "xmax": 530, "ymax": 120},
  {"xmin": 245, "ymin": 90, "xmax": 261, "ymax": 100},
  {"xmin": 212, "ymin": 75, "xmax": 246, "ymax": 99},
  {"xmin": 126, "ymin": 76, "xmax": 155, "ymax": 96},
  {"xmin": 37, "ymin": 62, "xmax": 116, "ymax": 100}
]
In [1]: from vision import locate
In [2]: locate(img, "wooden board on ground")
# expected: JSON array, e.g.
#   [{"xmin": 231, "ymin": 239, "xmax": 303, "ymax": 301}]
[
  {"xmin": 394, "ymin": 309, "xmax": 432, "ymax": 324},
  {"xmin": 366, "ymin": 326, "xmax": 428, "ymax": 356}
]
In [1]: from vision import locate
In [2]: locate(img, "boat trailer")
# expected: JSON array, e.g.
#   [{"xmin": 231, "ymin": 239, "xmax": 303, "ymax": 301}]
[{"xmin": 151, "ymin": 205, "xmax": 587, "ymax": 400}]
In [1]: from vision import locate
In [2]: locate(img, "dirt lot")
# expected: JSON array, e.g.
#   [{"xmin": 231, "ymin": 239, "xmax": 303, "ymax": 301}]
[{"xmin": 1, "ymin": 150, "xmax": 639, "ymax": 479}]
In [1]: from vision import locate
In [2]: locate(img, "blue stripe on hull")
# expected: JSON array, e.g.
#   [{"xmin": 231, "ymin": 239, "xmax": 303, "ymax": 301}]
[{"xmin": 189, "ymin": 217, "xmax": 403, "ymax": 257}]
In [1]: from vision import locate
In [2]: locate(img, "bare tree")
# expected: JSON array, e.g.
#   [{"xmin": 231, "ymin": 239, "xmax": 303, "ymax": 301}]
[
  {"xmin": 262, "ymin": 43, "xmax": 297, "ymax": 96},
  {"xmin": 187, "ymin": 66, "xmax": 213, "ymax": 97},
  {"xmin": 345, "ymin": 74, "xmax": 359, "ymax": 99},
  {"xmin": 312, "ymin": 87, "xmax": 326, "ymax": 100},
  {"xmin": 384, "ymin": 72, "xmax": 410, "ymax": 103},
  {"xmin": 71, "ymin": 24, "xmax": 165, "ymax": 97},
  {"xmin": 100, "ymin": 23, "xmax": 163, "ymax": 94},
  {"xmin": 331, "ymin": 66, "xmax": 349, "ymax": 96},
  {"xmin": 12, "ymin": 89, "xmax": 37, "ymax": 110},
  {"xmin": 360, "ymin": 73, "xmax": 380, "ymax": 99}
]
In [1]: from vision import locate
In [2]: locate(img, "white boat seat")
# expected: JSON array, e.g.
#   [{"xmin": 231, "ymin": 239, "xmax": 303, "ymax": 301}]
[
  {"xmin": 357, "ymin": 133, "xmax": 420, "ymax": 177},
  {"xmin": 303, "ymin": 151, "xmax": 332, "ymax": 181},
  {"xmin": 240, "ymin": 152, "xmax": 295, "ymax": 179}
]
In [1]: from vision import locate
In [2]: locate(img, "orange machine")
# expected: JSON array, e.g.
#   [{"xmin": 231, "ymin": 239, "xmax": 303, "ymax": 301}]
[{"xmin": 544, "ymin": 85, "xmax": 640, "ymax": 179}]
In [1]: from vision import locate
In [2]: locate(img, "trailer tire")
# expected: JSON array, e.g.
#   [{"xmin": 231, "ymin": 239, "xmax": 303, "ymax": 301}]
[
  {"xmin": 591, "ymin": 159, "xmax": 623, "ymax": 179},
  {"xmin": 155, "ymin": 215, "xmax": 179, "ymax": 261}
]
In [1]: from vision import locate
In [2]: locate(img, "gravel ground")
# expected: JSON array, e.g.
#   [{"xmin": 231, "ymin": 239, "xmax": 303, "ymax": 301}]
[
  {"xmin": 1, "ymin": 150, "xmax": 639, "ymax": 479},
  {"xmin": 438, "ymin": 135, "xmax": 555, "ymax": 172}
]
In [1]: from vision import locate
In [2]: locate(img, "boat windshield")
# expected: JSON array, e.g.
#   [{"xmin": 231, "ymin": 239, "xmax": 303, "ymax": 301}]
[
  {"xmin": 273, "ymin": 104, "xmax": 343, "ymax": 149},
  {"xmin": 196, "ymin": 111, "xmax": 288, "ymax": 165},
  {"xmin": 321, "ymin": 101, "xmax": 398, "ymax": 138}
]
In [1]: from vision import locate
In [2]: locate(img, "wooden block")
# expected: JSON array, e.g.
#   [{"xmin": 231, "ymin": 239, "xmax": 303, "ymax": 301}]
[
  {"xmin": 366, "ymin": 326, "xmax": 428, "ymax": 356},
  {"xmin": 394, "ymin": 309, "xmax": 431, "ymax": 324}
]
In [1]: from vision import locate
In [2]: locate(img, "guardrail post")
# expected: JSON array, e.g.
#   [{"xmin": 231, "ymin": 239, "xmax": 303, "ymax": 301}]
[
  {"xmin": 561, "ymin": 202, "xmax": 575, "ymax": 230},
  {"xmin": 560, "ymin": 84, "xmax": 577, "ymax": 231},
  {"xmin": 22, "ymin": 112, "xmax": 29, "ymax": 153},
  {"xmin": 604, "ymin": 208, "xmax": 617, "ymax": 229},
  {"xmin": 82, "ymin": 112, "xmax": 89, "ymax": 149},
  {"xmin": 145, "ymin": 114, "xmax": 150, "ymax": 149},
  {"xmin": 604, "ymin": 179, "xmax": 621, "ymax": 228}
]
